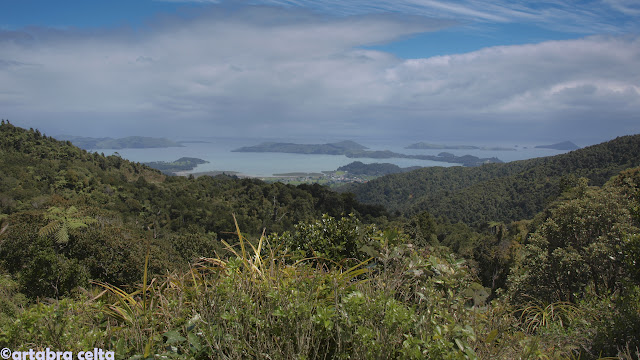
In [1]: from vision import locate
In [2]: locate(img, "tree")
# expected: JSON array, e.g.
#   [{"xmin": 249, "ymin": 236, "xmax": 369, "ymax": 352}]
[
  {"xmin": 403, "ymin": 211, "xmax": 437, "ymax": 247},
  {"xmin": 508, "ymin": 181, "xmax": 638, "ymax": 305},
  {"xmin": 273, "ymin": 214, "xmax": 380, "ymax": 264},
  {"xmin": 39, "ymin": 206, "xmax": 96, "ymax": 244}
]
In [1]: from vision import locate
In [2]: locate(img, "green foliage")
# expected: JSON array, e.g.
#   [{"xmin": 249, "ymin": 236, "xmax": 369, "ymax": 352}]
[
  {"xmin": 3, "ymin": 122, "xmax": 640, "ymax": 358},
  {"xmin": 0, "ymin": 275, "xmax": 27, "ymax": 340},
  {"xmin": 337, "ymin": 161, "xmax": 420, "ymax": 176},
  {"xmin": 507, "ymin": 181, "xmax": 638, "ymax": 305},
  {"xmin": 344, "ymin": 134, "xmax": 640, "ymax": 224},
  {"xmin": 581, "ymin": 286, "xmax": 640, "ymax": 358},
  {"xmin": 403, "ymin": 211, "xmax": 438, "ymax": 247},
  {"xmin": 39, "ymin": 206, "xmax": 97, "ymax": 244},
  {"xmin": 471, "ymin": 221, "xmax": 524, "ymax": 294},
  {"xmin": 3, "ymin": 237, "xmax": 486, "ymax": 359},
  {"xmin": 517, "ymin": 300, "xmax": 581, "ymax": 334},
  {"xmin": 2, "ymin": 297, "xmax": 107, "ymax": 351},
  {"xmin": 0, "ymin": 123, "xmax": 388, "ymax": 299},
  {"xmin": 273, "ymin": 214, "xmax": 381, "ymax": 263},
  {"xmin": 504, "ymin": 170, "xmax": 640, "ymax": 358}
]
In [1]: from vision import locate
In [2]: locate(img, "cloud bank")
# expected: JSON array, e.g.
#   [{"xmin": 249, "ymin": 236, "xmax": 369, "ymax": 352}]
[{"xmin": 1, "ymin": 6, "xmax": 639, "ymax": 142}]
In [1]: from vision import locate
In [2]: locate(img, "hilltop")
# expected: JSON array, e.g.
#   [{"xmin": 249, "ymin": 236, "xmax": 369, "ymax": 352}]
[{"xmin": 341, "ymin": 134, "xmax": 640, "ymax": 224}]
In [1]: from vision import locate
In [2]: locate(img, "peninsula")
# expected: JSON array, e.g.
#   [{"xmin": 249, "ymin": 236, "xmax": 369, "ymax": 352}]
[{"xmin": 144, "ymin": 157, "xmax": 209, "ymax": 175}]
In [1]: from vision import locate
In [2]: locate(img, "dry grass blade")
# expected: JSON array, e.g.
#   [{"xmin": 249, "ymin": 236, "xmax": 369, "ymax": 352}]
[
  {"xmin": 142, "ymin": 246, "xmax": 149, "ymax": 312},
  {"xmin": 219, "ymin": 214, "xmax": 267, "ymax": 279},
  {"xmin": 91, "ymin": 280, "xmax": 142, "ymax": 323},
  {"xmin": 233, "ymin": 213, "xmax": 248, "ymax": 266},
  {"xmin": 336, "ymin": 257, "xmax": 373, "ymax": 287},
  {"xmin": 518, "ymin": 300, "xmax": 579, "ymax": 333}
]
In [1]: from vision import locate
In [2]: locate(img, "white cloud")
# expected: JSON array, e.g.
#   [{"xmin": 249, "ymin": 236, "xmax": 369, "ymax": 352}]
[
  {"xmin": 1, "ymin": 7, "xmax": 639, "ymax": 142},
  {"xmin": 604, "ymin": 0, "xmax": 640, "ymax": 16},
  {"xmin": 250, "ymin": 0, "xmax": 639, "ymax": 34}
]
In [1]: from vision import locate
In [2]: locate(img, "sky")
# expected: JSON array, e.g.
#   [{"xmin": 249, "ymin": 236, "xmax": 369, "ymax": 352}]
[{"xmin": 1, "ymin": 0, "xmax": 639, "ymax": 144}]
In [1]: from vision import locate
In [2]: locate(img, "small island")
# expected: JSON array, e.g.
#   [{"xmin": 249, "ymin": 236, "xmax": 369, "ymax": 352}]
[
  {"xmin": 406, "ymin": 142, "xmax": 516, "ymax": 151},
  {"xmin": 535, "ymin": 141, "xmax": 580, "ymax": 150},
  {"xmin": 57, "ymin": 135, "xmax": 184, "ymax": 150},
  {"xmin": 144, "ymin": 157, "xmax": 209, "ymax": 175},
  {"xmin": 234, "ymin": 141, "xmax": 502, "ymax": 167}
]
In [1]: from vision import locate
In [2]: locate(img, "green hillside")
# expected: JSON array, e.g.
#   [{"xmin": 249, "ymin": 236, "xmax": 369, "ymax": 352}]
[
  {"xmin": 342, "ymin": 134, "xmax": 640, "ymax": 224},
  {"xmin": 1, "ymin": 121, "xmax": 639, "ymax": 359},
  {"xmin": 0, "ymin": 122, "xmax": 388, "ymax": 296}
]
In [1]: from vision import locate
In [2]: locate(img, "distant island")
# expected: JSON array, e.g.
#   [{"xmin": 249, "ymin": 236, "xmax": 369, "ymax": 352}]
[
  {"xmin": 57, "ymin": 135, "xmax": 184, "ymax": 150},
  {"xmin": 535, "ymin": 141, "xmax": 580, "ymax": 150},
  {"xmin": 234, "ymin": 141, "xmax": 502, "ymax": 167},
  {"xmin": 406, "ymin": 142, "xmax": 516, "ymax": 151},
  {"xmin": 233, "ymin": 140, "xmax": 367, "ymax": 155},
  {"xmin": 144, "ymin": 157, "xmax": 208, "ymax": 175}
]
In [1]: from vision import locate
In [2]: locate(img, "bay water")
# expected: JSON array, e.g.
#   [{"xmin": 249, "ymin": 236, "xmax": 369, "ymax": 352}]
[{"xmin": 96, "ymin": 137, "xmax": 571, "ymax": 177}]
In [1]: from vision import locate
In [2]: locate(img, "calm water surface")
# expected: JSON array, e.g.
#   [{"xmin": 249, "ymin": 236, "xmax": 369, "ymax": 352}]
[{"xmin": 96, "ymin": 137, "xmax": 571, "ymax": 177}]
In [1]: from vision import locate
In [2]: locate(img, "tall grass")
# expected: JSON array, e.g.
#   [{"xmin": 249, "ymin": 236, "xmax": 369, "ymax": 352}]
[{"xmin": 2, "ymin": 216, "xmax": 603, "ymax": 359}]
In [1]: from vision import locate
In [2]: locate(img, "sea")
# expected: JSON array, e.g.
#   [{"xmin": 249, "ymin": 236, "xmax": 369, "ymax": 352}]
[{"xmin": 95, "ymin": 137, "xmax": 572, "ymax": 177}]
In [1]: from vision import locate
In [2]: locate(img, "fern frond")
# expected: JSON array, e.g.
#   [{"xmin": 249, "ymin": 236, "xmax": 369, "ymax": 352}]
[
  {"xmin": 67, "ymin": 220, "xmax": 89, "ymax": 230},
  {"xmin": 39, "ymin": 221, "xmax": 61, "ymax": 238},
  {"xmin": 55, "ymin": 223, "xmax": 69, "ymax": 244},
  {"xmin": 46, "ymin": 206, "xmax": 63, "ymax": 215}
]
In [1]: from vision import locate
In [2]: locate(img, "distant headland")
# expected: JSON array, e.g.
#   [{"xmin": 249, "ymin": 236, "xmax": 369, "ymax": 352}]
[
  {"xmin": 56, "ymin": 135, "xmax": 184, "ymax": 150},
  {"xmin": 535, "ymin": 141, "xmax": 580, "ymax": 150}
]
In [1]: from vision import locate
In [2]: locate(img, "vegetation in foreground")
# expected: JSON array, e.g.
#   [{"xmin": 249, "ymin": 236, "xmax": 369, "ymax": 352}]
[{"xmin": 1, "ymin": 121, "xmax": 639, "ymax": 359}]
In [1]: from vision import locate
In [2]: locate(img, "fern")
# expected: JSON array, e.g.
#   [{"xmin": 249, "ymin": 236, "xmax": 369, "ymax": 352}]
[
  {"xmin": 38, "ymin": 221, "xmax": 61, "ymax": 238},
  {"xmin": 55, "ymin": 222, "xmax": 69, "ymax": 245},
  {"xmin": 39, "ymin": 206, "xmax": 96, "ymax": 244}
]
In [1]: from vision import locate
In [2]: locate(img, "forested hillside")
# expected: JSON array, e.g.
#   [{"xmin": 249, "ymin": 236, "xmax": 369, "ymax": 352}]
[
  {"xmin": 0, "ymin": 122, "xmax": 387, "ymax": 297},
  {"xmin": 342, "ymin": 134, "xmax": 640, "ymax": 224},
  {"xmin": 1, "ymin": 121, "xmax": 639, "ymax": 359}
]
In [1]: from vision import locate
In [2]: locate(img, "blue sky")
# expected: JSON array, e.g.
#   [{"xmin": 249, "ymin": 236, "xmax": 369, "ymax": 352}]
[
  {"xmin": 1, "ymin": 0, "xmax": 639, "ymax": 143},
  {"xmin": 1, "ymin": 0, "xmax": 632, "ymax": 57}
]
